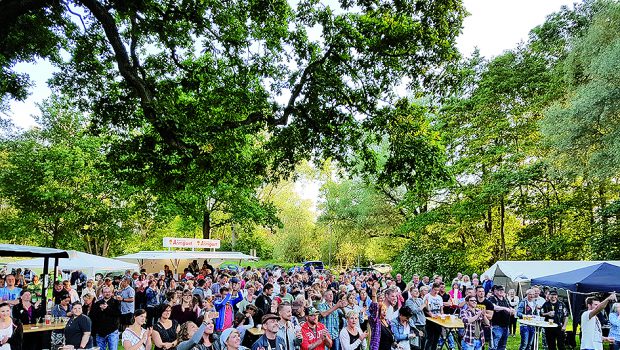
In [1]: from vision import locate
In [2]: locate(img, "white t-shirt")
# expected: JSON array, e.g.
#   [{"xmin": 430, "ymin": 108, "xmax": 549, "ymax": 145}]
[
  {"xmin": 123, "ymin": 327, "xmax": 147, "ymax": 350},
  {"xmin": 0, "ymin": 323, "xmax": 12, "ymax": 350},
  {"xmin": 424, "ymin": 294, "xmax": 443, "ymax": 315},
  {"xmin": 580, "ymin": 310, "xmax": 603, "ymax": 350}
]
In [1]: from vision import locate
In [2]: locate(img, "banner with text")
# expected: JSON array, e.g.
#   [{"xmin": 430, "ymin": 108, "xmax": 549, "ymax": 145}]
[{"xmin": 163, "ymin": 237, "xmax": 221, "ymax": 249}]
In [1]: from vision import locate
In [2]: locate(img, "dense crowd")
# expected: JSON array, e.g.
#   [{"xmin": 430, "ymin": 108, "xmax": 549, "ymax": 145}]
[{"xmin": 0, "ymin": 262, "xmax": 617, "ymax": 350}]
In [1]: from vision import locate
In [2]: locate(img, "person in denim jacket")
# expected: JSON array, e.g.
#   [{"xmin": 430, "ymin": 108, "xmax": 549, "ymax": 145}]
[
  {"xmin": 516, "ymin": 290, "xmax": 537, "ymax": 350},
  {"xmin": 390, "ymin": 306, "xmax": 421, "ymax": 350}
]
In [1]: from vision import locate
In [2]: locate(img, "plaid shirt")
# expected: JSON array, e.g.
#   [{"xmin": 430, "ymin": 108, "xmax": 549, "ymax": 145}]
[
  {"xmin": 318, "ymin": 302, "xmax": 343, "ymax": 338},
  {"xmin": 460, "ymin": 307, "xmax": 485, "ymax": 346}
]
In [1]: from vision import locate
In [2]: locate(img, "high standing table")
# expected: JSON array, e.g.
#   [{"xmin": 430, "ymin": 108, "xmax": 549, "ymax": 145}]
[
  {"xmin": 519, "ymin": 319, "xmax": 558, "ymax": 350},
  {"xmin": 427, "ymin": 315, "xmax": 465, "ymax": 350},
  {"xmin": 23, "ymin": 323, "xmax": 66, "ymax": 333}
]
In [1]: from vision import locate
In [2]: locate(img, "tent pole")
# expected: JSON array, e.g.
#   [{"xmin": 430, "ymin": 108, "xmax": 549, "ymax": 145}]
[
  {"xmin": 53, "ymin": 257, "xmax": 59, "ymax": 284},
  {"xmin": 42, "ymin": 257, "xmax": 49, "ymax": 303},
  {"xmin": 566, "ymin": 289, "xmax": 573, "ymax": 321}
]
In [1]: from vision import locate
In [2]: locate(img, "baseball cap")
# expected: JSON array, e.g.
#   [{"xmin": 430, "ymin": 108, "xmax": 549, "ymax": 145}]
[
  {"xmin": 230, "ymin": 277, "xmax": 240, "ymax": 284},
  {"xmin": 307, "ymin": 307, "xmax": 319, "ymax": 316}
]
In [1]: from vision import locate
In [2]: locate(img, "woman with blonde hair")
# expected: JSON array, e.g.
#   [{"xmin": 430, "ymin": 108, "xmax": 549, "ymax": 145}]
[{"xmin": 340, "ymin": 310, "xmax": 367, "ymax": 350}]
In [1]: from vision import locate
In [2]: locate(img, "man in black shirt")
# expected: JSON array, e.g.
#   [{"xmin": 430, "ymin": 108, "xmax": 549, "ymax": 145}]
[
  {"xmin": 475, "ymin": 286, "xmax": 494, "ymax": 349},
  {"xmin": 487, "ymin": 286, "xmax": 514, "ymax": 350},
  {"xmin": 90, "ymin": 286, "xmax": 121, "ymax": 350},
  {"xmin": 541, "ymin": 290, "xmax": 568, "ymax": 350},
  {"xmin": 255, "ymin": 283, "xmax": 274, "ymax": 324}
]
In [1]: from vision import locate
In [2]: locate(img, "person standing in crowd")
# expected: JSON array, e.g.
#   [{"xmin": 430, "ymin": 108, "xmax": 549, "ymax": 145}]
[
  {"xmin": 318, "ymin": 289, "xmax": 345, "ymax": 350},
  {"xmin": 70, "ymin": 270, "xmax": 87, "ymax": 294},
  {"xmin": 51, "ymin": 294, "xmax": 73, "ymax": 347},
  {"xmin": 609, "ymin": 302, "xmax": 620, "ymax": 350},
  {"xmin": 255, "ymin": 284, "xmax": 274, "ymax": 323},
  {"xmin": 64, "ymin": 301, "xmax": 93, "ymax": 349},
  {"xmin": 64, "ymin": 280, "xmax": 80, "ymax": 303},
  {"xmin": 542, "ymin": 290, "xmax": 568, "ymax": 350},
  {"xmin": 0, "ymin": 302, "xmax": 22, "ymax": 350},
  {"xmin": 122, "ymin": 309, "xmax": 153, "ymax": 350},
  {"xmin": 146, "ymin": 279, "xmax": 162, "ymax": 327},
  {"xmin": 0, "ymin": 275, "xmax": 21, "ymax": 306},
  {"xmin": 391, "ymin": 306, "xmax": 419, "ymax": 350},
  {"xmin": 385, "ymin": 288, "xmax": 401, "ymax": 320},
  {"xmin": 460, "ymin": 295, "xmax": 490, "ymax": 350},
  {"xmin": 507, "ymin": 289, "xmax": 519, "ymax": 337},
  {"xmin": 423, "ymin": 282, "xmax": 444, "ymax": 350},
  {"xmin": 405, "ymin": 287, "xmax": 425, "ymax": 350},
  {"xmin": 12, "ymin": 290, "xmax": 44, "ymax": 350},
  {"xmin": 91, "ymin": 286, "xmax": 122, "ymax": 350},
  {"xmin": 517, "ymin": 289, "xmax": 537, "ymax": 350},
  {"xmin": 81, "ymin": 280, "xmax": 96, "ymax": 302},
  {"xmin": 252, "ymin": 313, "xmax": 286, "ymax": 350},
  {"xmin": 278, "ymin": 302, "xmax": 302, "ymax": 350},
  {"xmin": 152, "ymin": 303, "xmax": 180, "ymax": 350},
  {"xmin": 487, "ymin": 285, "xmax": 514, "ymax": 350},
  {"xmin": 173, "ymin": 289, "xmax": 199, "ymax": 325},
  {"xmin": 215, "ymin": 287, "xmax": 244, "ymax": 332},
  {"xmin": 220, "ymin": 327, "xmax": 246, "ymax": 350},
  {"xmin": 117, "ymin": 277, "xmax": 136, "ymax": 331},
  {"xmin": 395, "ymin": 275, "xmax": 406, "ymax": 293},
  {"xmin": 581, "ymin": 293, "xmax": 617, "ymax": 350},
  {"xmin": 25, "ymin": 275, "xmax": 42, "ymax": 303},
  {"xmin": 474, "ymin": 286, "xmax": 494, "ymax": 347},
  {"xmin": 301, "ymin": 307, "xmax": 332, "ymax": 350},
  {"xmin": 340, "ymin": 310, "xmax": 367, "ymax": 350}
]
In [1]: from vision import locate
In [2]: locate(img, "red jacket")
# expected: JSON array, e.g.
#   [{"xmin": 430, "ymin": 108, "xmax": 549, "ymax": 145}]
[{"xmin": 301, "ymin": 321, "xmax": 331, "ymax": 350}]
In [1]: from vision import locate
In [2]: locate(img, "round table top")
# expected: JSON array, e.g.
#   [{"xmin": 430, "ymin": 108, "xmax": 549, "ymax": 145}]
[{"xmin": 519, "ymin": 319, "xmax": 558, "ymax": 328}]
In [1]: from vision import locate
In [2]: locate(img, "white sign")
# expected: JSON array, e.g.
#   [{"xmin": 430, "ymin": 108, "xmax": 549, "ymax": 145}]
[{"xmin": 163, "ymin": 237, "xmax": 221, "ymax": 249}]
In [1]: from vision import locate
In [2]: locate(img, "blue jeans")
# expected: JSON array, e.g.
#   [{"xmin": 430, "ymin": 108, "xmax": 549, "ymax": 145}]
[
  {"xmin": 438, "ymin": 330, "xmax": 455, "ymax": 349},
  {"xmin": 96, "ymin": 330, "xmax": 119, "ymax": 350},
  {"xmin": 519, "ymin": 326, "xmax": 535, "ymax": 350},
  {"xmin": 462, "ymin": 339, "xmax": 483, "ymax": 350},
  {"xmin": 519, "ymin": 326, "xmax": 536, "ymax": 350},
  {"xmin": 330, "ymin": 332, "xmax": 340, "ymax": 350},
  {"xmin": 614, "ymin": 341, "xmax": 620, "ymax": 350},
  {"xmin": 491, "ymin": 326, "xmax": 509, "ymax": 350}
]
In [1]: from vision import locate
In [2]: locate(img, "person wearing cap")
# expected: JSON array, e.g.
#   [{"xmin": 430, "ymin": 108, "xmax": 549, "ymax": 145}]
[
  {"xmin": 252, "ymin": 313, "xmax": 286, "ymax": 350},
  {"xmin": 276, "ymin": 281, "xmax": 294, "ymax": 304},
  {"xmin": 487, "ymin": 285, "xmax": 514, "ymax": 350},
  {"xmin": 301, "ymin": 307, "xmax": 332, "ymax": 350},
  {"xmin": 542, "ymin": 290, "xmax": 568, "ymax": 350},
  {"xmin": 221, "ymin": 327, "xmax": 248, "ymax": 350}
]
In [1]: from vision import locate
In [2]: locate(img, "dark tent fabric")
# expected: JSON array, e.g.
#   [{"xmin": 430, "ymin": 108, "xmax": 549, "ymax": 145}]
[{"xmin": 531, "ymin": 262, "xmax": 620, "ymax": 293}]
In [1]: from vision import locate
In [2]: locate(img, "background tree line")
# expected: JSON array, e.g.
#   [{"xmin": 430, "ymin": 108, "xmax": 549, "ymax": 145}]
[{"xmin": 1, "ymin": 0, "xmax": 620, "ymax": 278}]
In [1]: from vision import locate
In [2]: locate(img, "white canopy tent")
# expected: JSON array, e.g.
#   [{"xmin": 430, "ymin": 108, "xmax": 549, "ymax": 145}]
[
  {"xmin": 115, "ymin": 250, "xmax": 258, "ymax": 275},
  {"xmin": 7, "ymin": 250, "xmax": 139, "ymax": 279}
]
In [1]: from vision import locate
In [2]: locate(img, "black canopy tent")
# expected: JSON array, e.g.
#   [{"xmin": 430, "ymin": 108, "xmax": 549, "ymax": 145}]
[{"xmin": 0, "ymin": 244, "xmax": 69, "ymax": 299}]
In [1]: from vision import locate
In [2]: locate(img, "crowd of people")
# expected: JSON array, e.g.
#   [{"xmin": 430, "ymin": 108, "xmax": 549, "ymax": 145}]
[{"xmin": 0, "ymin": 262, "xmax": 617, "ymax": 350}]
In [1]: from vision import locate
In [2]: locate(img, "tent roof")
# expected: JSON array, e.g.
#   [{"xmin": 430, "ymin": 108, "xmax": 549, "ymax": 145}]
[
  {"xmin": 115, "ymin": 250, "xmax": 258, "ymax": 262},
  {"xmin": 482, "ymin": 260, "xmax": 620, "ymax": 282},
  {"xmin": 0, "ymin": 244, "xmax": 69, "ymax": 258},
  {"xmin": 531, "ymin": 262, "xmax": 620, "ymax": 292},
  {"xmin": 6, "ymin": 250, "xmax": 138, "ymax": 274}
]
